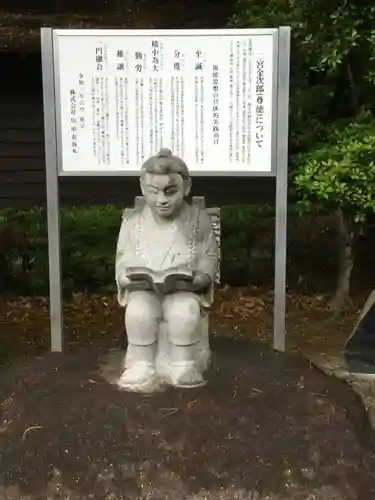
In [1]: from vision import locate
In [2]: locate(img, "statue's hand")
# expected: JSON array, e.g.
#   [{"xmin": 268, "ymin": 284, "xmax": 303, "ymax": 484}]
[
  {"xmin": 173, "ymin": 271, "xmax": 211, "ymax": 293},
  {"xmin": 118, "ymin": 274, "xmax": 152, "ymax": 291},
  {"xmin": 191, "ymin": 271, "xmax": 211, "ymax": 292},
  {"xmin": 117, "ymin": 274, "xmax": 130, "ymax": 288}
]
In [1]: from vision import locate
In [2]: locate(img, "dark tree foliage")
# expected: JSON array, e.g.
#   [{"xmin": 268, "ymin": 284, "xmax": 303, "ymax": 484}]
[{"xmin": 230, "ymin": 0, "xmax": 375, "ymax": 310}]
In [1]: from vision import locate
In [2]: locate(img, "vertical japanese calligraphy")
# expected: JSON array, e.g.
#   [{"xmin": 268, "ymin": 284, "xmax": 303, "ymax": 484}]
[
  {"xmin": 235, "ymin": 41, "xmax": 241, "ymax": 162},
  {"xmin": 255, "ymin": 58, "xmax": 265, "ymax": 148},
  {"xmin": 159, "ymin": 76, "xmax": 164, "ymax": 148},
  {"xmin": 199, "ymin": 75, "xmax": 204, "ymax": 164},
  {"xmin": 116, "ymin": 49, "xmax": 124, "ymax": 70},
  {"xmin": 212, "ymin": 64, "xmax": 219, "ymax": 146},
  {"xmin": 194, "ymin": 75, "xmax": 205, "ymax": 164},
  {"xmin": 148, "ymin": 76, "xmax": 162, "ymax": 155},
  {"xmin": 115, "ymin": 76, "xmax": 130, "ymax": 165},
  {"xmin": 56, "ymin": 30, "xmax": 276, "ymax": 174},
  {"xmin": 194, "ymin": 48, "xmax": 205, "ymax": 164},
  {"xmin": 152, "ymin": 40, "xmax": 160, "ymax": 72},
  {"xmin": 95, "ymin": 45, "xmax": 104, "ymax": 71},
  {"xmin": 90, "ymin": 75, "xmax": 110, "ymax": 165},
  {"xmin": 174, "ymin": 49, "xmax": 181, "ymax": 71},
  {"xmin": 124, "ymin": 78, "xmax": 130, "ymax": 163},
  {"xmin": 135, "ymin": 78, "xmax": 145, "ymax": 165},
  {"xmin": 148, "ymin": 76, "xmax": 155, "ymax": 155},
  {"xmin": 134, "ymin": 50, "xmax": 143, "ymax": 73},
  {"xmin": 69, "ymin": 89, "xmax": 77, "ymax": 153},
  {"xmin": 171, "ymin": 75, "xmax": 185, "ymax": 156},
  {"xmin": 91, "ymin": 77, "xmax": 97, "ymax": 158},
  {"xmin": 78, "ymin": 73, "xmax": 85, "ymax": 131},
  {"xmin": 147, "ymin": 40, "xmax": 164, "ymax": 156},
  {"xmin": 228, "ymin": 42, "xmax": 234, "ymax": 163},
  {"xmin": 229, "ymin": 38, "xmax": 252, "ymax": 164}
]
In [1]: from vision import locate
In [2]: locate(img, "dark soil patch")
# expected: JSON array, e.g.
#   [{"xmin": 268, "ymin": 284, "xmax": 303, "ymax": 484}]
[
  {"xmin": 0, "ymin": 288, "xmax": 362, "ymax": 369},
  {"xmin": 0, "ymin": 338, "xmax": 375, "ymax": 499}
]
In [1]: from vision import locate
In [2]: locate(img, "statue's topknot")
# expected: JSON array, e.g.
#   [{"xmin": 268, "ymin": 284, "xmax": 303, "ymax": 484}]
[
  {"xmin": 157, "ymin": 148, "xmax": 173, "ymax": 158},
  {"xmin": 140, "ymin": 148, "xmax": 190, "ymax": 183}
]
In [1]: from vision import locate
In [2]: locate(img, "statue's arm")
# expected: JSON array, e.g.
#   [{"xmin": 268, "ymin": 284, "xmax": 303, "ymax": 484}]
[
  {"xmin": 115, "ymin": 211, "xmax": 135, "ymax": 288},
  {"xmin": 196, "ymin": 210, "xmax": 219, "ymax": 282}
]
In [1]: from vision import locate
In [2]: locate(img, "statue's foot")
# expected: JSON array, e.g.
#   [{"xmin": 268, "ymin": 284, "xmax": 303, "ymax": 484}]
[
  {"xmin": 167, "ymin": 361, "xmax": 206, "ymax": 388},
  {"xmin": 117, "ymin": 362, "xmax": 160, "ymax": 393}
]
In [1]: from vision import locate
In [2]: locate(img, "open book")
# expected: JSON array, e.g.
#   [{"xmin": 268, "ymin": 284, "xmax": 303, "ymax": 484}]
[{"xmin": 125, "ymin": 266, "xmax": 194, "ymax": 294}]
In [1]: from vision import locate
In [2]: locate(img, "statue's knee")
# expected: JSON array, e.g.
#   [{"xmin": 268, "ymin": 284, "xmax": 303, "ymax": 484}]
[
  {"xmin": 125, "ymin": 293, "xmax": 161, "ymax": 345},
  {"xmin": 163, "ymin": 295, "xmax": 201, "ymax": 346}
]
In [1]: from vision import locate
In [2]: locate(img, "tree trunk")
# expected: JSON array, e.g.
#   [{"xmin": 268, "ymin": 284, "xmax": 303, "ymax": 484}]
[
  {"xmin": 329, "ymin": 208, "xmax": 354, "ymax": 316},
  {"xmin": 346, "ymin": 59, "xmax": 361, "ymax": 115}
]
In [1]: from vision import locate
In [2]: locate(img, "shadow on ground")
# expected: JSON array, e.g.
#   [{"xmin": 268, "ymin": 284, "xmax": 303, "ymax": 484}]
[{"xmin": 0, "ymin": 337, "xmax": 375, "ymax": 499}]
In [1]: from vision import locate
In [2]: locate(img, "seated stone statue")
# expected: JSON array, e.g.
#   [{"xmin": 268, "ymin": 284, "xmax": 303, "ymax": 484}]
[{"xmin": 115, "ymin": 148, "xmax": 219, "ymax": 392}]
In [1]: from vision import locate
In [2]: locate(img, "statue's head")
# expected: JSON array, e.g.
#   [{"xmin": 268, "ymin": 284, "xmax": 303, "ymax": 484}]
[{"xmin": 140, "ymin": 148, "xmax": 191, "ymax": 219}]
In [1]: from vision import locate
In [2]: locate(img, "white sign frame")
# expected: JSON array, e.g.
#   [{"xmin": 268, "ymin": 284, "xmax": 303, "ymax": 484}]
[
  {"xmin": 41, "ymin": 27, "xmax": 290, "ymax": 353},
  {"xmin": 53, "ymin": 28, "xmax": 278, "ymax": 177}
]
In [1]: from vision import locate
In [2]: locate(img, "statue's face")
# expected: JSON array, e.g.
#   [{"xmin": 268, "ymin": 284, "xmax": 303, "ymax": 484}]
[{"xmin": 141, "ymin": 172, "xmax": 190, "ymax": 219}]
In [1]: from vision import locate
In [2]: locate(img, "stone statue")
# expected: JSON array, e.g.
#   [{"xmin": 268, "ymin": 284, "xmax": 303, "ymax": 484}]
[{"xmin": 115, "ymin": 148, "xmax": 219, "ymax": 392}]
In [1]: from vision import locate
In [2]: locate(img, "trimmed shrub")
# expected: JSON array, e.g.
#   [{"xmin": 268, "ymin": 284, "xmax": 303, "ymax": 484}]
[{"xmin": 0, "ymin": 205, "xmax": 275, "ymax": 296}]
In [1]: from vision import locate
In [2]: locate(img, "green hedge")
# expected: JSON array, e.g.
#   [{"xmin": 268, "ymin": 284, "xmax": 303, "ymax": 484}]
[{"xmin": 0, "ymin": 205, "xmax": 275, "ymax": 296}]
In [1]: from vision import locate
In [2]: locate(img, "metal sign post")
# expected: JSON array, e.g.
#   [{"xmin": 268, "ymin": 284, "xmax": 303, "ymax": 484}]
[
  {"xmin": 273, "ymin": 27, "xmax": 290, "ymax": 352},
  {"xmin": 41, "ymin": 26, "xmax": 290, "ymax": 353},
  {"xmin": 41, "ymin": 28, "xmax": 63, "ymax": 352}
]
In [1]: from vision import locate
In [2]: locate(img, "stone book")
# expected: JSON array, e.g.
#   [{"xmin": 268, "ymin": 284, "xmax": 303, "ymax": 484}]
[{"xmin": 126, "ymin": 266, "xmax": 194, "ymax": 294}]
